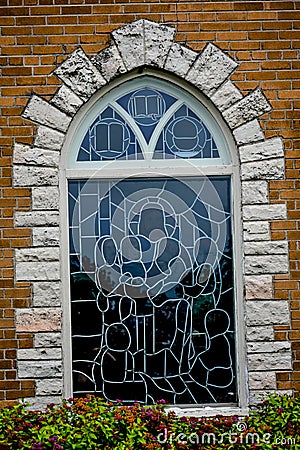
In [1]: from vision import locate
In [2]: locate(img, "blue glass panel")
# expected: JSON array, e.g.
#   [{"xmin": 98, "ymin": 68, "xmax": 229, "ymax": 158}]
[
  {"xmin": 77, "ymin": 106, "xmax": 143, "ymax": 161},
  {"xmin": 117, "ymin": 88, "xmax": 177, "ymax": 143},
  {"xmin": 154, "ymin": 105, "xmax": 220, "ymax": 159},
  {"xmin": 68, "ymin": 177, "xmax": 235, "ymax": 404}
]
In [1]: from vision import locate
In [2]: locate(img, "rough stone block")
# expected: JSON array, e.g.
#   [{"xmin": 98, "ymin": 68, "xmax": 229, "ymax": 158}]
[
  {"xmin": 246, "ymin": 326, "xmax": 274, "ymax": 342},
  {"xmin": 22, "ymin": 95, "xmax": 71, "ymax": 132},
  {"xmin": 223, "ymin": 88, "xmax": 271, "ymax": 129},
  {"xmin": 26, "ymin": 396, "xmax": 62, "ymax": 410},
  {"xmin": 18, "ymin": 360, "xmax": 62, "ymax": 378},
  {"xmin": 13, "ymin": 165, "xmax": 58, "ymax": 187},
  {"xmin": 15, "ymin": 211, "xmax": 59, "ymax": 227},
  {"xmin": 243, "ymin": 204, "xmax": 287, "ymax": 221},
  {"xmin": 247, "ymin": 341, "xmax": 291, "ymax": 354},
  {"xmin": 164, "ymin": 43, "xmax": 197, "ymax": 78},
  {"xmin": 32, "ymin": 187, "xmax": 59, "ymax": 210},
  {"xmin": 18, "ymin": 348, "xmax": 62, "ymax": 360},
  {"xmin": 210, "ymin": 80, "xmax": 243, "ymax": 112},
  {"xmin": 243, "ymin": 221, "xmax": 270, "ymax": 242},
  {"xmin": 242, "ymin": 181, "xmax": 269, "ymax": 204},
  {"xmin": 33, "ymin": 227, "xmax": 60, "ymax": 247},
  {"xmin": 32, "ymin": 281, "xmax": 61, "ymax": 307},
  {"xmin": 233, "ymin": 119, "xmax": 264, "ymax": 145},
  {"xmin": 248, "ymin": 372, "xmax": 277, "ymax": 390},
  {"xmin": 15, "ymin": 247, "xmax": 59, "ymax": 262},
  {"xmin": 91, "ymin": 44, "xmax": 127, "ymax": 82},
  {"xmin": 13, "ymin": 143, "xmax": 60, "ymax": 167},
  {"xmin": 249, "ymin": 389, "xmax": 293, "ymax": 407},
  {"xmin": 246, "ymin": 300, "xmax": 290, "ymax": 326},
  {"xmin": 51, "ymin": 84, "xmax": 83, "ymax": 116},
  {"xmin": 34, "ymin": 125, "xmax": 65, "ymax": 150},
  {"xmin": 35, "ymin": 332, "xmax": 62, "ymax": 348},
  {"xmin": 245, "ymin": 275, "xmax": 273, "ymax": 300},
  {"xmin": 239, "ymin": 137, "xmax": 284, "ymax": 163},
  {"xmin": 144, "ymin": 20, "xmax": 176, "ymax": 67},
  {"xmin": 244, "ymin": 254, "xmax": 289, "ymax": 274},
  {"xmin": 186, "ymin": 43, "xmax": 238, "ymax": 96},
  {"xmin": 16, "ymin": 308, "xmax": 61, "ymax": 332},
  {"xmin": 112, "ymin": 19, "xmax": 145, "ymax": 70},
  {"xmin": 244, "ymin": 240, "xmax": 288, "ymax": 256},
  {"xmin": 54, "ymin": 48, "xmax": 106, "ymax": 100},
  {"xmin": 248, "ymin": 353, "xmax": 292, "ymax": 371},
  {"xmin": 241, "ymin": 158, "xmax": 285, "ymax": 180},
  {"xmin": 16, "ymin": 261, "xmax": 60, "ymax": 281},
  {"xmin": 36, "ymin": 379, "xmax": 63, "ymax": 396}
]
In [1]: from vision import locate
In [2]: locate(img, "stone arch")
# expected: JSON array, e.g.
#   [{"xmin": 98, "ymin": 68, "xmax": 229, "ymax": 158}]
[{"xmin": 14, "ymin": 19, "xmax": 291, "ymax": 408}]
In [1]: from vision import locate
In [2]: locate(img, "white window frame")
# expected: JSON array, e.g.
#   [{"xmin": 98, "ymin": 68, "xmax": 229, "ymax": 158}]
[{"xmin": 59, "ymin": 69, "xmax": 247, "ymax": 415}]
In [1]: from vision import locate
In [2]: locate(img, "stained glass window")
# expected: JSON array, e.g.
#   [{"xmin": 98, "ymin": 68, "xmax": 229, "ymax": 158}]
[
  {"xmin": 76, "ymin": 87, "xmax": 221, "ymax": 162},
  {"xmin": 68, "ymin": 77, "xmax": 236, "ymax": 405}
]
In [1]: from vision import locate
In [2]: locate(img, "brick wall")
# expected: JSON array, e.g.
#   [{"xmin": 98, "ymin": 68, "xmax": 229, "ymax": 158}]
[{"xmin": 0, "ymin": 0, "xmax": 299, "ymax": 405}]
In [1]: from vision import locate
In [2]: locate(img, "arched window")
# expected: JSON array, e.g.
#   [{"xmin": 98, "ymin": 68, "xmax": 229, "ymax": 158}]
[{"xmin": 65, "ymin": 74, "xmax": 240, "ymax": 405}]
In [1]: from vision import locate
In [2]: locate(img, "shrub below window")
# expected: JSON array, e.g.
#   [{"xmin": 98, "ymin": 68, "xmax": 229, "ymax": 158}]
[{"xmin": 0, "ymin": 394, "xmax": 299, "ymax": 449}]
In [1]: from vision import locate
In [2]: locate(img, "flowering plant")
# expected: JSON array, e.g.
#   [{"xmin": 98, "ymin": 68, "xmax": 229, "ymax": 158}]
[{"xmin": 0, "ymin": 393, "xmax": 299, "ymax": 449}]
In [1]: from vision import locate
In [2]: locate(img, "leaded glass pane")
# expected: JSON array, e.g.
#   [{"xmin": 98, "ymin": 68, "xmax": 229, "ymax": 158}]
[
  {"xmin": 77, "ymin": 106, "xmax": 143, "ymax": 161},
  {"xmin": 76, "ymin": 87, "xmax": 221, "ymax": 162},
  {"xmin": 68, "ymin": 177, "xmax": 236, "ymax": 404},
  {"xmin": 154, "ymin": 105, "xmax": 220, "ymax": 159}
]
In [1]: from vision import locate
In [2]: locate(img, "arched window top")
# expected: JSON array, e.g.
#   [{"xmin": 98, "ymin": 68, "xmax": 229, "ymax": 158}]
[{"xmin": 67, "ymin": 76, "xmax": 231, "ymax": 169}]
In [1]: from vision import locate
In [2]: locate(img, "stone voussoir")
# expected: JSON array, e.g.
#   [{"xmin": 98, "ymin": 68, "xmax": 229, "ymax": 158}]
[
  {"xmin": 210, "ymin": 80, "xmax": 243, "ymax": 112},
  {"xmin": 34, "ymin": 125, "xmax": 65, "ymax": 151},
  {"xmin": 51, "ymin": 84, "xmax": 83, "ymax": 116},
  {"xmin": 223, "ymin": 88, "xmax": 271, "ymax": 129},
  {"xmin": 186, "ymin": 42, "xmax": 238, "ymax": 97},
  {"xmin": 233, "ymin": 119, "xmax": 264, "ymax": 146},
  {"xmin": 91, "ymin": 44, "xmax": 127, "ymax": 82},
  {"xmin": 54, "ymin": 47, "xmax": 106, "ymax": 100},
  {"xmin": 144, "ymin": 19, "xmax": 176, "ymax": 67},
  {"xmin": 22, "ymin": 95, "xmax": 71, "ymax": 133},
  {"xmin": 112, "ymin": 19, "xmax": 145, "ymax": 70},
  {"xmin": 164, "ymin": 42, "xmax": 198, "ymax": 78}
]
